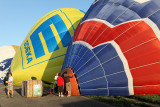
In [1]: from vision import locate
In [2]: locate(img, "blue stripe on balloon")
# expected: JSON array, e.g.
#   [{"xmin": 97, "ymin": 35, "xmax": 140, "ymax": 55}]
[
  {"xmin": 80, "ymin": 10, "xmax": 86, "ymax": 14},
  {"xmin": 81, "ymin": 89, "xmax": 108, "ymax": 96},
  {"xmin": 42, "ymin": 26, "xmax": 59, "ymax": 53},
  {"xmin": 30, "ymin": 19, "xmax": 52, "ymax": 58},
  {"xmin": 59, "ymin": 9, "xmax": 75, "ymax": 31},
  {"xmin": 50, "ymin": 14, "xmax": 72, "ymax": 47},
  {"xmin": 30, "ymin": 33, "xmax": 45, "ymax": 59},
  {"xmin": 109, "ymin": 87, "xmax": 129, "ymax": 96}
]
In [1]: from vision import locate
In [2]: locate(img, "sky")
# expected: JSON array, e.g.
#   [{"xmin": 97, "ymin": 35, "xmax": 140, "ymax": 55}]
[{"xmin": 0, "ymin": 0, "xmax": 94, "ymax": 47}]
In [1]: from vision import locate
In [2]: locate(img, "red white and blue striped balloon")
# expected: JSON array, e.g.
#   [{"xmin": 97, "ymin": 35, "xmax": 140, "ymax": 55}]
[{"xmin": 62, "ymin": 0, "xmax": 160, "ymax": 96}]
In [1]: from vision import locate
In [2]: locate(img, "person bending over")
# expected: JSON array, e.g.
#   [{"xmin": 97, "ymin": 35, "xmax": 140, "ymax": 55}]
[{"xmin": 64, "ymin": 73, "xmax": 75, "ymax": 97}]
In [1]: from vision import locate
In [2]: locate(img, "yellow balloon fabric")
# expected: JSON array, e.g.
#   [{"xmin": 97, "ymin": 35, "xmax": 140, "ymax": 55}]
[
  {"xmin": 12, "ymin": 45, "xmax": 19, "ymax": 52},
  {"xmin": 11, "ymin": 8, "xmax": 85, "ymax": 86}
]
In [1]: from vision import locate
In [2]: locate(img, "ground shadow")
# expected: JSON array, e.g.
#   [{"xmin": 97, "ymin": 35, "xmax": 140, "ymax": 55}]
[
  {"xmin": 15, "ymin": 88, "xmax": 22, "ymax": 96},
  {"xmin": 43, "ymin": 86, "xmax": 51, "ymax": 96},
  {"xmin": 61, "ymin": 100, "xmax": 108, "ymax": 107},
  {"xmin": 4, "ymin": 87, "xmax": 7, "ymax": 95}
]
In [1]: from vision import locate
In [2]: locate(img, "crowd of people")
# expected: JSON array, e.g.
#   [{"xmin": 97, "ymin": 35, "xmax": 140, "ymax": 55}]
[
  {"xmin": 54, "ymin": 72, "xmax": 74, "ymax": 97},
  {"xmin": 3, "ymin": 72, "xmax": 74, "ymax": 98}
]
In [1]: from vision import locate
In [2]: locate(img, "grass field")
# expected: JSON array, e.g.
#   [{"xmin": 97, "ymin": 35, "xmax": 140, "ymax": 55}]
[
  {"xmin": 87, "ymin": 95, "xmax": 160, "ymax": 107},
  {"xmin": 129, "ymin": 95, "xmax": 160, "ymax": 105}
]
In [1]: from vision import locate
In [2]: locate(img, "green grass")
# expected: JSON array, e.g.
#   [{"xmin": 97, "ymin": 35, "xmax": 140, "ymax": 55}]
[
  {"xmin": 129, "ymin": 95, "xmax": 160, "ymax": 104},
  {"xmin": 87, "ymin": 96, "xmax": 152, "ymax": 107}
]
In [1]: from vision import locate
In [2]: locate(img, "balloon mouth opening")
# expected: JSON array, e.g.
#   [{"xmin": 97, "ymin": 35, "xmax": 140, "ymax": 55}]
[{"xmin": 62, "ymin": 67, "xmax": 81, "ymax": 95}]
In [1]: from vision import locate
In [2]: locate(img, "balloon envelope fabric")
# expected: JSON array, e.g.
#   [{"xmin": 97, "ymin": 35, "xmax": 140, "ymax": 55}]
[
  {"xmin": 0, "ymin": 58, "xmax": 13, "ymax": 83},
  {"xmin": 11, "ymin": 8, "xmax": 85, "ymax": 86},
  {"xmin": 0, "ymin": 45, "xmax": 18, "ymax": 83},
  {"xmin": 62, "ymin": 0, "xmax": 160, "ymax": 96},
  {"xmin": 0, "ymin": 45, "xmax": 18, "ymax": 62}
]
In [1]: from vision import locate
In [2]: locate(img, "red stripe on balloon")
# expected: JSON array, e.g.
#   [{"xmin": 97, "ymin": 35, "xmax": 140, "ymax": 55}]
[{"xmin": 134, "ymin": 86, "xmax": 160, "ymax": 95}]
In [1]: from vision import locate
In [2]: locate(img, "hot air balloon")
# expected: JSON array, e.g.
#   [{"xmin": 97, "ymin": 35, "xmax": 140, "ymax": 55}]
[
  {"xmin": 11, "ymin": 8, "xmax": 85, "ymax": 86},
  {"xmin": 0, "ymin": 45, "xmax": 19, "ymax": 83},
  {"xmin": 62, "ymin": 0, "xmax": 160, "ymax": 96},
  {"xmin": 0, "ymin": 45, "xmax": 18, "ymax": 62}
]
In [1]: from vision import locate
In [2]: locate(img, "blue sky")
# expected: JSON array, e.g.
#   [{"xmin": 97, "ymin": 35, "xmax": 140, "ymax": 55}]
[{"xmin": 0, "ymin": 0, "xmax": 93, "ymax": 47}]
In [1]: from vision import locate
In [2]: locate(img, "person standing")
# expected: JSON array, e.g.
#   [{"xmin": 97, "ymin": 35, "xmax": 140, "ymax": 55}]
[
  {"xmin": 64, "ymin": 73, "xmax": 74, "ymax": 97},
  {"xmin": 57, "ymin": 73, "xmax": 64, "ymax": 97},
  {"xmin": 6, "ymin": 73, "xmax": 13, "ymax": 98},
  {"xmin": 54, "ymin": 73, "xmax": 58, "ymax": 93}
]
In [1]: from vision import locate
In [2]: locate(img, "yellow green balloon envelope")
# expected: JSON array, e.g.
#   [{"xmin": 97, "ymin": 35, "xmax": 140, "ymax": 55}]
[{"xmin": 11, "ymin": 8, "xmax": 85, "ymax": 86}]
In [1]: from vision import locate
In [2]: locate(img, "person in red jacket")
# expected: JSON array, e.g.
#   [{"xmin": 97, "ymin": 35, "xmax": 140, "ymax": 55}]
[{"xmin": 57, "ymin": 73, "xmax": 64, "ymax": 97}]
